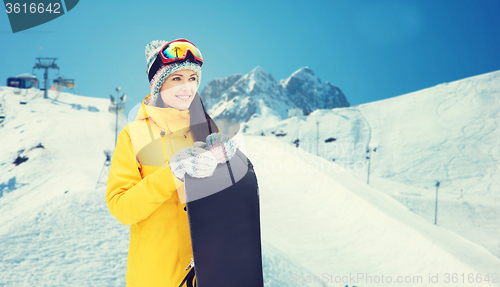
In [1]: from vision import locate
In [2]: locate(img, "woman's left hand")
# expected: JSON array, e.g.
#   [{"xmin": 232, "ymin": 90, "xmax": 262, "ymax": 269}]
[
  {"xmin": 168, "ymin": 146, "xmax": 218, "ymax": 182},
  {"xmin": 205, "ymin": 132, "xmax": 238, "ymax": 163}
]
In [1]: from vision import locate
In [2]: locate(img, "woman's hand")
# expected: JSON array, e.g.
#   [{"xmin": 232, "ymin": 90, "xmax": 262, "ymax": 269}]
[
  {"xmin": 205, "ymin": 132, "xmax": 238, "ymax": 163},
  {"xmin": 168, "ymin": 146, "xmax": 218, "ymax": 182},
  {"xmin": 168, "ymin": 133, "xmax": 238, "ymax": 182}
]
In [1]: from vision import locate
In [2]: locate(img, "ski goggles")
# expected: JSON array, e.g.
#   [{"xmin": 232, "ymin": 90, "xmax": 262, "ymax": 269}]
[
  {"xmin": 148, "ymin": 39, "xmax": 203, "ymax": 81},
  {"xmin": 160, "ymin": 39, "xmax": 203, "ymax": 66}
]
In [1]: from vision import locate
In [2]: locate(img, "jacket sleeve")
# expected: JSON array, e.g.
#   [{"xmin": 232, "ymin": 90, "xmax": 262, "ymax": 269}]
[{"xmin": 106, "ymin": 127, "xmax": 178, "ymax": 225}]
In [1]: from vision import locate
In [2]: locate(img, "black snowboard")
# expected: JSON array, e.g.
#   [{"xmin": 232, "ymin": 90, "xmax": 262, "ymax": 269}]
[{"xmin": 184, "ymin": 149, "xmax": 264, "ymax": 287}]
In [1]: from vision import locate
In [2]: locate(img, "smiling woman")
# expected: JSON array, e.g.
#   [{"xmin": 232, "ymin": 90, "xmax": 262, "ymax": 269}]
[{"xmin": 105, "ymin": 39, "xmax": 231, "ymax": 287}]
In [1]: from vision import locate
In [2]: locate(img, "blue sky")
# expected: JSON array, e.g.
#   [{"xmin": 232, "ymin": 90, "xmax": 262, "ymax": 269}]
[{"xmin": 1, "ymin": 0, "xmax": 500, "ymax": 116}]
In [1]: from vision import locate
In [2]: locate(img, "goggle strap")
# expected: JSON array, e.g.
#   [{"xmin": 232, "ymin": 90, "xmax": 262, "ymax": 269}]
[{"xmin": 148, "ymin": 53, "xmax": 164, "ymax": 82}]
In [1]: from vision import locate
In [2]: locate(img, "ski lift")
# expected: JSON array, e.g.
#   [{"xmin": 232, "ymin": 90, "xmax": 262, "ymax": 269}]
[
  {"xmin": 7, "ymin": 74, "xmax": 38, "ymax": 103},
  {"xmin": 53, "ymin": 76, "xmax": 76, "ymax": 92},
  {"xmin": 7, "ymin": 74, "xmax": 39, "ymax": 89},
  {"xmin": 7, "ymin": 74, "xmax": 39, "ymax": 97},
  {"xmin": 32, "ymin": 58, "xmax": 60, "ymax": 81}
]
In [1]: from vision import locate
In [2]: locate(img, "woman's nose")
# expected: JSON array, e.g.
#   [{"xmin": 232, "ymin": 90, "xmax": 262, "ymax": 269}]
[{"xmin": 180, "ymin": 82, "xmax": 189, "ymax": 91}]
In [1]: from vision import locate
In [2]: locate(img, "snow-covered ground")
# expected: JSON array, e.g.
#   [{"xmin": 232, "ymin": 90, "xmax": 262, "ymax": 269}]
[
  {"xmin": 0, "ymin": 88, "xmax": 322, "ymax": 286},
  {"xmin": 251, "ymin": 69, "xmax": 500, "ymax": 261},
  {"xmin": 251, "ymin": 135, "xmax": 500, "ymax": 287},
  {"xmin": 0, "ymin": 69, "xmax": 499, "ymax": 287}
]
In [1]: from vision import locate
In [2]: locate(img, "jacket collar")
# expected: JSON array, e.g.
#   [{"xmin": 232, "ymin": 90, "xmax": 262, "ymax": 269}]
[{"xmin": 135, "ymin": 94, "xmax": 190, "ymax": 134}]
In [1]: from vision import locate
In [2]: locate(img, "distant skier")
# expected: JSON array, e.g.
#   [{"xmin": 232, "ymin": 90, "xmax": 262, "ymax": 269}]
[{"xmin": 106, "ymin": 39, "xmax": 237, "ymax": 287}]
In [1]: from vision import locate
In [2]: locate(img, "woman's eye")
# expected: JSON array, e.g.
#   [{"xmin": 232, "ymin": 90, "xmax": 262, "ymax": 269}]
[
  {"xmin": 190, "ymin": 77, "xmax": 196, "ymax": 81},
  {"xmin": 172, "ymin": 77, "xmax": 180, "ymax": 81}
]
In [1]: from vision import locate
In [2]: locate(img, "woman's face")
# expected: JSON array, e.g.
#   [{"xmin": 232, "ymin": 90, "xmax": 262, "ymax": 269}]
[{"xmin": 159, "ymin": 69, "xmax": 198, "ymax": 110}]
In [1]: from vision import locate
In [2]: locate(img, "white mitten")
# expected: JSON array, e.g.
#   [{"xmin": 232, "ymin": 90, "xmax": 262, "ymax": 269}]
[
  {"xmin": 205, "ymin": 132, "xmax": 238, "ymax": 163},
  {"xmin": 168, "ymin": 146, "xmax": 218, "ymax": 182}
]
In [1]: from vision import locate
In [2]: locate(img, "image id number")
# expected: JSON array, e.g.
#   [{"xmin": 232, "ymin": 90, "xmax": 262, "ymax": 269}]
[
  {"xmin": 5, "ymin": 3, "xmax": 61, "ymax": 14},
  {"xmin": 444, "ymin": 273, "xmax": 498, "ymax": 284}
]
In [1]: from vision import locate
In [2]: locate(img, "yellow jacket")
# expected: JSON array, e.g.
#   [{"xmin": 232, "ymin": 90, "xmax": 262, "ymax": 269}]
[{"xmin": 106, "ymin": 94, "xmax": 199, "ymax": 286}]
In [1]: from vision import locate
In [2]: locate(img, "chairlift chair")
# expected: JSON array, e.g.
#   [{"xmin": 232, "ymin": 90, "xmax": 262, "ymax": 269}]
[{"xmin": 7, "ymin": 74, "xmax": 39, "ymax": 102}]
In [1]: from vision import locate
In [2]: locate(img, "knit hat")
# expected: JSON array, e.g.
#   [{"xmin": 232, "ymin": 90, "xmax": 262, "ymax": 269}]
[{"xmin": 145, "ymin": 40, "xmax": 202, "ymax": 104}]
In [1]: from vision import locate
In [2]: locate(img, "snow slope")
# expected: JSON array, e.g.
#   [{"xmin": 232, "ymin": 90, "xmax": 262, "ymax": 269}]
[
  {"xmin": 1, "ymin": 68, "xmax": 499, "ymax": 286},
  {"xmin": 248, "ymin": 70, "xmax": 500, "ymax": 260},
  {"xmin": 250, "ymin": 135, "xmax": 500, "ymax": 287},
  {"xmin": 0, "ymin": 88, "xmax": 322, "ymax": 286}
]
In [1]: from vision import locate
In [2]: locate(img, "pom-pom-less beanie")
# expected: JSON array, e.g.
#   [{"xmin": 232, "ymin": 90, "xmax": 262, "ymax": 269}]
[{"xmin": 145, "ymin": 40, "xmax": 202, "ymax": 104}]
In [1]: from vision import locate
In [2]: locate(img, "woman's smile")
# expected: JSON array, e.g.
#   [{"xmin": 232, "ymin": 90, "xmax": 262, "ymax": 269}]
[{"xmin": 176, "ymin": 94, "xmax": 191, "ymax": 101}]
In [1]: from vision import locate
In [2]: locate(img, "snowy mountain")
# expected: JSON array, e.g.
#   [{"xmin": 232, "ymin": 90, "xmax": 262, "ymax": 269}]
[
  {"xmin": 280, "ymin": 67, "xmax": 349, "ymax": 114},
  {"xmin": 201, "ymin": 66, "xmax": 349, "ymax": 125},
  {"xmin": 199, "ymin": 73, "xmax": 242, "ymax": 111},
  {"xmin": 247, "ymin": 69, "xmax": 500, "ymax": 259},
  {"xmin": 203, "ymin": 66, "xmax": 294, "ymax": 123}
]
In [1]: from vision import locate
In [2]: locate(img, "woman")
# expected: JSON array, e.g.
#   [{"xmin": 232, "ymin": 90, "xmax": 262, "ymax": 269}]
[{"xmin": 106, "ymin": 39, "xmax": 236, "ymax": 287}]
